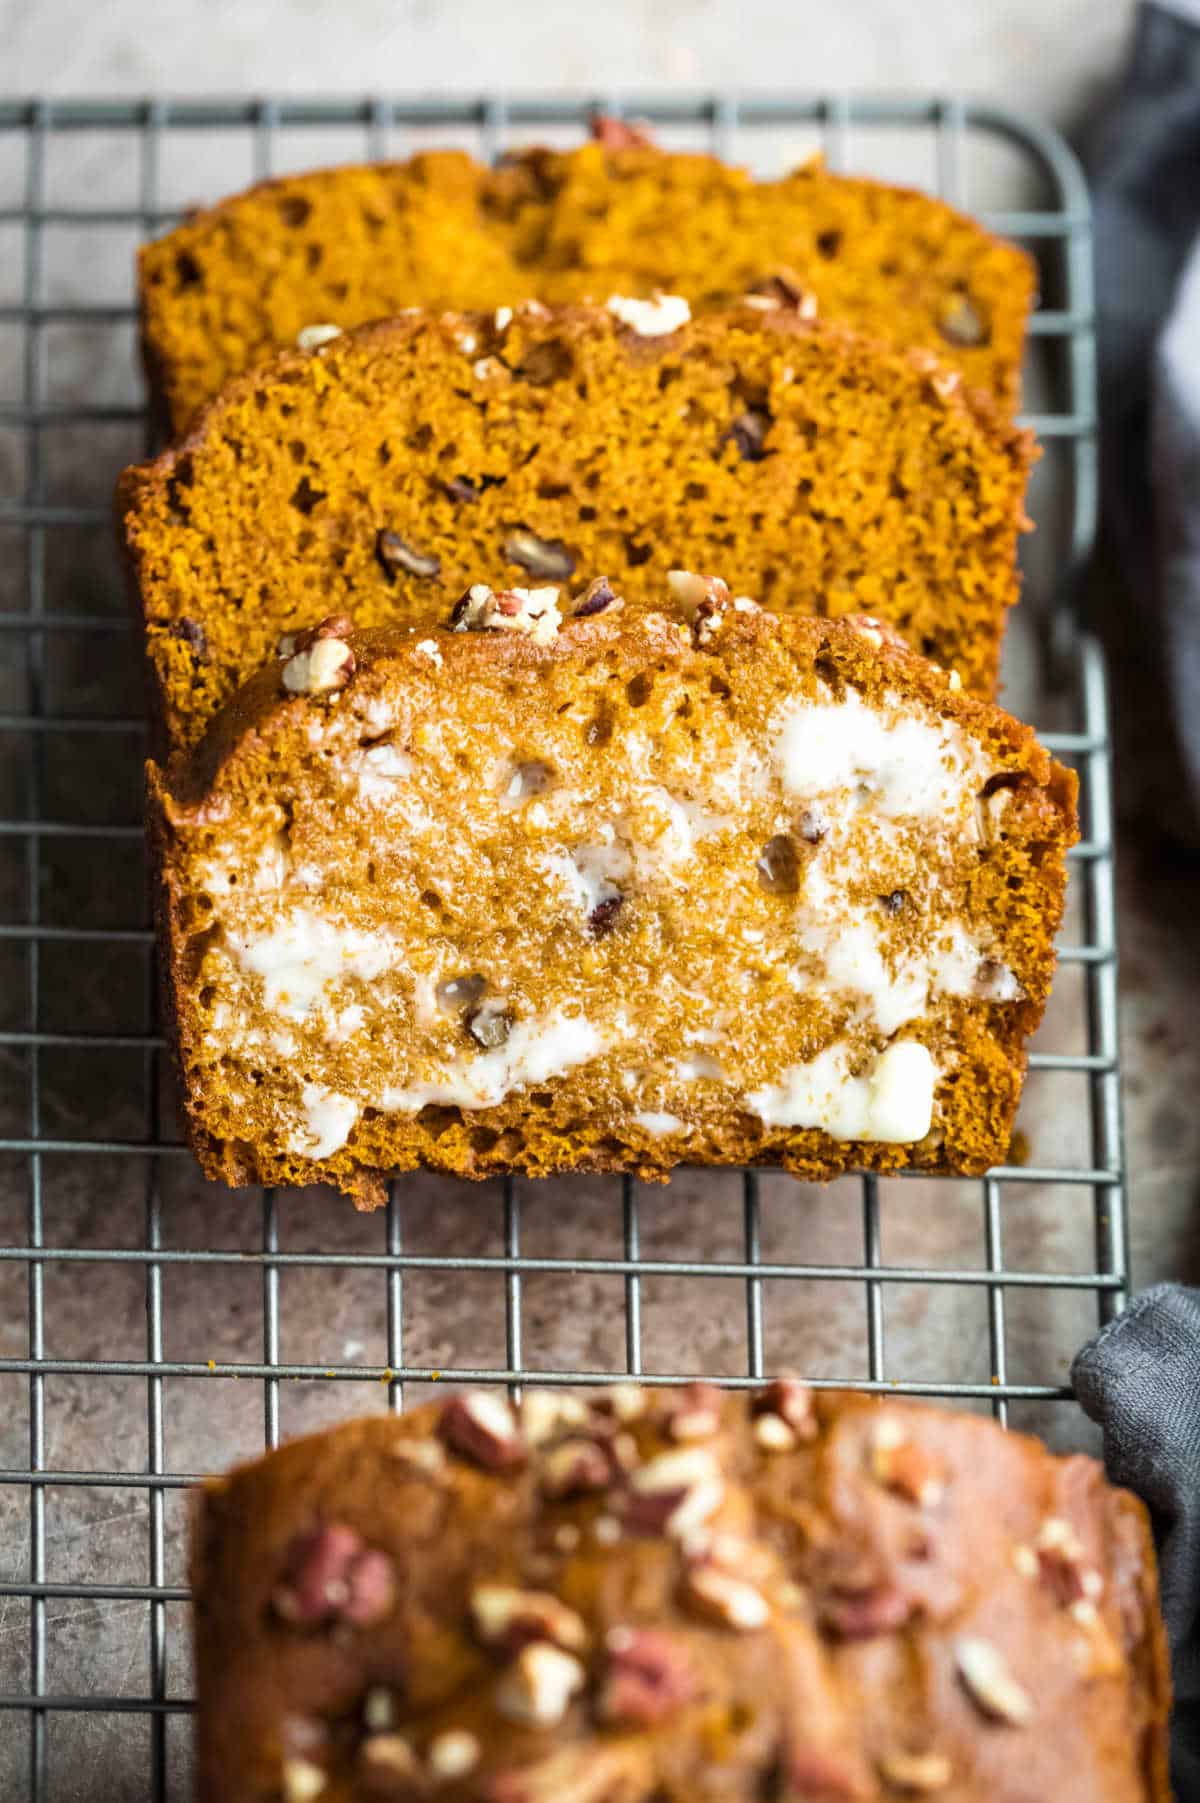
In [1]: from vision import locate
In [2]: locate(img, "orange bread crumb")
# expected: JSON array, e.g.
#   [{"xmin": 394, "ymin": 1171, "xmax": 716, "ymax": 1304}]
[
  {"xmin": 140, "ymin": 143, "xmax": 1035, "ymax": 438},
  {"xmin": 150, "ymin": 590, "xmax": 1076, "ymax": 1207},
  {"xmin": 118, "ymin": 304, "xmax": 1035, "ymax": 759}
]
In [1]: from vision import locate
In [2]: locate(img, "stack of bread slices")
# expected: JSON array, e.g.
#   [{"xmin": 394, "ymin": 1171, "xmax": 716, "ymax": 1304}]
[{"xmin": 117, "ymin": 120, "xmax": 1077, "ymax": 1205}]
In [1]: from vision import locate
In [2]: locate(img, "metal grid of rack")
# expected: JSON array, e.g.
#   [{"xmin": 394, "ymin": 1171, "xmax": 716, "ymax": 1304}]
[{"xmin": 0, "ymin": 94, "xmax": 1116, "ymax": 1801}]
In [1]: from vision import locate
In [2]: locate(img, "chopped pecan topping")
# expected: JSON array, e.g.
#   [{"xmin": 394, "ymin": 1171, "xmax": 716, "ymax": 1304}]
[
  {"xmin": 754, "ymin": 1411, "xmax": 797, "ymax": 1453},
  {"xmin": 504, "ymin": 528, "xmax": 576, "ymax": 581},
  {"xmin": 748, "ymin": 267, "xmax": 818, "ymax": 316},
  {"xmin": 572, "ymin": 575, "xmax": 623, "ymax": 618},
  {"xmin": 520, "ymin": 1389, "xmax": 590, "ymax": 1446},
  {"xmin": 660, "ymin": 1382, "xmax": 724, "ymax": 1443},
  {"xmin": 437, "ymin": 1391, "xmax": 527, "ymax": 1471},
  {"xmin": 450, "ymin": 582, "xmax": 563, "ymax": 644},
  {"xmin": 869, "ymin": 1419, "xmax": 948, "ymax": 1508},
  {"xmin": 282, "ymin": 1757, "xmax": 328, "ymax": 1801},
  {"xmin": 1034, "ymin": 1517, "xmax": 1104, "ymax": 1607},
  {"xmin": 539, "ymin": 1435, "xmax": 613, "ymax": 1499},
  {"xmin": 296, "ymin": 322, "xmax": 342, "ymax": 351},
  {"xmin": 590, "ymin": 113, "xmax": 656, "ymax": 149},
  {"xmin": 624, "ymin": 1446, "xmax": 725, "ymax": 1538},
  {"xmin": 820, "ymin": 1582, "xmax": 912, "ymax": 1641},
  {"xmin": 955, "ymin": 1636, "xmax": 1034, "ymax": 1725},
  {"xmin": 376, "ymin": 529, "xmax": 441, "ymax": 581},
  {"xmin": 271, "ymin": 1523, "xmax": 395, "ymax": 1630},
  {"xmin": 427, "ymin": 1730, "xmax": 481, "ymax": 1779},
  {"xmin": 606, "ymin": 292, "xmax": 692, "ymax": 338},
  {"xmin": 359, "ymin": 1734, "xmax": 422, "ymax": 1786},
  {"xmin": 878, "ymin": 1750, "xmax": 953, "ymax": 1792},
  {"xmin": 753, "ymin": 1375, "xmax": 818, "ymax": 1441},
  {"xmin": 597, "ymin": 1382, "xmax": 647, "ymax": 1423},
  {"xmin": 667, "ymin": 567, "xmax": 730, "ymax": 617},
  {"xmin": 1069, "ymin": 1602, "xmax": 1125, "ymax": 1680},
  {"xmin": 470, "ymin": 1583, "xmax": 589, "ymax": 1655},
  {"xmin": 599, "ymin": 1625, "xmax": 697, "ymax": 1725},
  {"xmin": 495, "ymin": 1642, "xmax": 587, "ymax": 1726},
  {"xmin": 280, "ymin": 616, "xmax": 356, "ymax": 696},
  {"xmin": 363, "ymin": 1687, "xmax": 396, "ymax": 1731},
  {"xmin": 682, "ymin": 1563, "xmax": 770, "ymax": 1631}
]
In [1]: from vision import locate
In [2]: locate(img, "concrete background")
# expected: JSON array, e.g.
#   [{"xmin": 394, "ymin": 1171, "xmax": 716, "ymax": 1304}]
[{"xmin": 7, "ymin": 0, "xmax": 1134, "ymax": 129}]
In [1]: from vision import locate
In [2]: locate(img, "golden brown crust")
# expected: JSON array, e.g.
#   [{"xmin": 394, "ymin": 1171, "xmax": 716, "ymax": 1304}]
[
  {"xmin": 139, "ymin": 144, "xmax": 1036, "ymax": 439},
  {"xmin": 117, "ymin": 302, "xmax": 1036, "ymax": 765},
  {"xmin": 149, "ymin": 601, "xmax": 1076, "ymax": 1205},
  {"xmin": 190, "ymin": 1386, "xmax": 1170, "ymax": 1803}
]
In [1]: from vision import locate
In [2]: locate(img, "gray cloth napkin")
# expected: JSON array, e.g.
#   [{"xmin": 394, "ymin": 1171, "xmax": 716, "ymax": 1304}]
[
  {"xmin": 1074, "ymin": 1283, "xmax": 1200, "ymax": 1797},
  {"xmin": 1082, "ymin": 0, "xmax": 1200, "ymax": 846}
]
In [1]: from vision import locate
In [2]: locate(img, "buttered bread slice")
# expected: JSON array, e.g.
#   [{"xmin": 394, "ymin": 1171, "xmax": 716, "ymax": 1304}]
[{"xmin": 149, "ymin": 576, "xmax": 1076, "ymax": 1205}]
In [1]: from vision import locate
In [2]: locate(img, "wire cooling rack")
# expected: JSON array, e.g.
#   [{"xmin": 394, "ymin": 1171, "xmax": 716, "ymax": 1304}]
[{"xmin": 0, "ymin": 94, "xmax": 1116, "ymax": 1802}]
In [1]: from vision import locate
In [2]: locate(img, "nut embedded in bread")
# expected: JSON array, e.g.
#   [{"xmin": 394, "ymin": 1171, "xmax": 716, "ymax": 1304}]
[
  {"xmin": 138, "ymin": 141, "xmax": 1036, "ymax": 438},
  {"xmin": 117, "ymin": 301, "xmax": 1036, "ymax": 761},
  {"xmin": 189, "ymin": 1384, "xmax": 1170, "ymax": 1802},
  {"xmin": 148, "ymin": 584, "xmax": 1077, "ymax": 1205}
]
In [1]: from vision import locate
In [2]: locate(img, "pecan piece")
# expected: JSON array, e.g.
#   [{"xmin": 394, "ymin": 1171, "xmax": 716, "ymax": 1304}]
[
  {"xmin": 586, "ymin": 895, "xmax": 624, "ymax": 938},
  {"xmin": 437, "ymin": 1391, "xmax": 527, "ymax": 1471},
  {"xmin": 938, "ymin": 293, "xmax": 989, "ymax": 348},
  {"xmin": 450, "ymin": 582, "xmax": 562, "ymax": 645},
  {"xmin": 660, "ymin": 1382, "xmax": 724, "ymax": 1442},
  {"xmin": 682, "ymin": 1563, "xmax": 770, "ymax": 1631},
  {"xmin": 878, "ymin": 1751, "xmax": 953, "ymax": 1793},
  {"xmin": 1034, "ymin": 1517, "xmax": 1103, "ymax": 1607},
  {"xmin": 520, "ymin": 1388, "xmax": 590, "ymax": 1445},
  {"xmin": 271, "ymin": 1523, "xmax": 395, "ymax": 1629},
  {"xmin": 427, "ymin": 1730, "xmax": 481, "ymax": 1780},
  {"xmin": 279, "ymin": 615, "xmax": 356, "ymax": 696},
  {"xmin": 572, "ymin": 575, "xmax": 623, "ymax": 618},
  {"xmin": 820, "ymin": 1583, "xmax": 911, "ymax": 1641},
  {"xmin": 598, "ymin": 1625, "xmax": 698, "ymax": 1725},
  {"xmin": 723, "ymin": 408, "xmax": 771, "ymax": 461},
  {"xmin": 495, "ymin": 1642, "xmax": 587, "ymax": 1726},
  {"xmin": 623, "ymin": 1446, "xmax": 725, "ymax": 1538},
  {"xmin": 753, "ymin": 1375, "xmax": 818, "ymax": 1442},
  {"xmin": 465, "ymin": 1000, "xmax": 513, "ymax": 1050},
  {"xmin": 282, "ymin": 1758, "xmax": 329, "ymax": 1801},
  {"xmin": 469, "ymin": 1583, "xmax": 590, "ymax": 1654},
  {"xmin": 869, "ymin": 1419, "xmax": 948, "ymax": 1509},
  {"xmin": 538, "ymin": 1435, "xmax": 613, "ymax": 1499},
  {"xmin": 376, "ymin": 529, "xmax": 441, "ymax": 580},
  {"xmin": 954, "ymin": 1636, "xmax": 1034, "ymax": 1725},
  {"xmin": 504, "ymin": 528, "xmax": 576, "ymax": 581}
]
